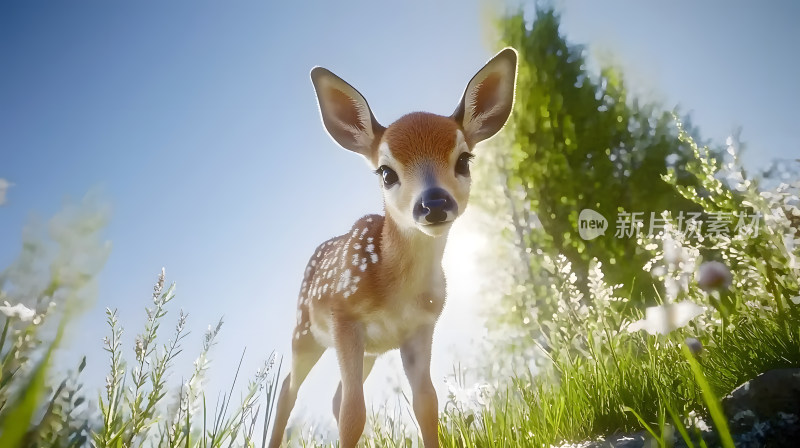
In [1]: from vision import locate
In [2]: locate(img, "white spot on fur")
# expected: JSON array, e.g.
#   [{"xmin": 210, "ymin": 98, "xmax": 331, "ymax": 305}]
[
  {"xmin": 337, "ymin": 269, "xmax": 352, "ymax": 293},
  {"xmin": 371, "ymin": 253, "xmax": 379, "ymax": 264}
]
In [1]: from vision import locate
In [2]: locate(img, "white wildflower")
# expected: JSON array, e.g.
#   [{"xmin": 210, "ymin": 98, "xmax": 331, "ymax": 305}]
[
  {"xmin": 745, "ymin": 300, "xmax": 773, "ymax": 311},
  {"xmin": 663, "ymin": 236, "xmax": 685, "ymax": 265},
  {"xmin": 0, "ymin": 301, "xmax": 36, "ymax": 322},
  {"xmin": 153, "ymin": 267, "xmax": 166, "ymax": 304},
  {"xmin": 687, "ymin": 410, "xmax": 711, "ymax": 432},
  {"xmin": 627, "ymin": 301, "xmax": 705, "ymax": 335},
  {"xmin": 443, "ymin": 377, "xmax": 494, "ymax": 413},
  {"xmin": 134, "ymin": 335, "xmax": 145, "ymax": 361},
  {"xmin": 726, "ymin": 171, "xmax": 747, "ymax": 191},
  {"xmin": 652, "ymin": 230, "xmax": 700, "ymax": 301}
]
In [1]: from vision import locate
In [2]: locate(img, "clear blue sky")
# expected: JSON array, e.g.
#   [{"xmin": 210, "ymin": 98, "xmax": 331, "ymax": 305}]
[{"xmin": 1, "ymin": 0, "xmax": 798, "ymax": 438}]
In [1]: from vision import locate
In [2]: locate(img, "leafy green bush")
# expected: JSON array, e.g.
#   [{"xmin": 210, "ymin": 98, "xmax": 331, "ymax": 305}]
[{"xmin": 494, "ymin": 6, "xmax": 715, "ymax": 309}]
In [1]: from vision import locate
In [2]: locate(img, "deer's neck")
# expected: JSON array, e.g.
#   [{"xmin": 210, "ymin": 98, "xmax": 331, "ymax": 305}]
[{"xmin": 380, "ymin": 213, "xmax": 449, "ymax": 285}]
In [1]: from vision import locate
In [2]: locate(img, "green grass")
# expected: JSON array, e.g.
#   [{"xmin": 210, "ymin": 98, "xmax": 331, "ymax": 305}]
[{"xmin": 425, "ymin": 299, "xmax": 798, "ymax": 447}]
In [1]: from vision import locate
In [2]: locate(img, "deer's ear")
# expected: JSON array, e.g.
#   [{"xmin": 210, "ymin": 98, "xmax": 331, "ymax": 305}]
[
  {"xmin": 311, "ymin": 67, "xmax": 384, "ymax": 158},
  {"xmin": 451, "ymin": 48, "xmax": 517, "ymax": 145}
]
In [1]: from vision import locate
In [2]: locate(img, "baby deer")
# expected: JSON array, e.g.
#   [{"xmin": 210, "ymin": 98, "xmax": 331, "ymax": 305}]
[{"xmin": 268, "ymin": 48, "xmax": 517, "ymax": 448}]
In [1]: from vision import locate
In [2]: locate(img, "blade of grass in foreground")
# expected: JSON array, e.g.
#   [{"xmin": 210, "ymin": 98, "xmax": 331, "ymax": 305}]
[
  {"xmin": 0, "ymin": 319, "xmax": 65, "ymax": 448},
  {"xmin": 681, "ymin": 343, "xmax": 735, "ymax": 448},
  {"xmin": 622, "ymin": 406, "xmax": 662, "ymax": 445},
  {"xmin": 667, "ymin": 406, "xmax": 696, "ymax": 448}
]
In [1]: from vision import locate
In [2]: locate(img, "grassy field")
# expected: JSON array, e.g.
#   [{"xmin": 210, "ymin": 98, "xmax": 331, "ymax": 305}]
[{"xmin": 1, "ymin": 128, "xmax": 798, "ymax": 447}]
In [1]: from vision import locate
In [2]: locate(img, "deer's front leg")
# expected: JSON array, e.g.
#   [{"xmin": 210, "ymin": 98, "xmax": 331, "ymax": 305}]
[
  {"xmin": 400, "ymin": 323, "xmax": 439, "ymax": 448},
  {"xmin": 333, "ymin": 316, "xmax": 367, "ymax": 448}
]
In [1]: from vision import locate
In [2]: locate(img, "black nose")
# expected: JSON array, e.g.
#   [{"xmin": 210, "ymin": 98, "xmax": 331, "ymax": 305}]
[{"xmin": 413, "ymin": 188, "xmax": 456, "ymax": 224}]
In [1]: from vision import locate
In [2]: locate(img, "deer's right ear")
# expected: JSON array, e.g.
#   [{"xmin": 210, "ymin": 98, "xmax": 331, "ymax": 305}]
[{"xmin": 310, "ymin": 67, "xmax": 384, "ymax": 158}]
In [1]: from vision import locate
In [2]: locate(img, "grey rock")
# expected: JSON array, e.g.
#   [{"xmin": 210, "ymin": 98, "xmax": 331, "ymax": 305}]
[{"xmin": 722, "ymin": 368, "xmax": 800, "ymax": 432}]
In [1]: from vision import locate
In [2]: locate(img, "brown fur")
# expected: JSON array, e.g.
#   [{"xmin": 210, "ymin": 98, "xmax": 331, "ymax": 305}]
[{"xmin": 372, "ymin": 112, "xmax": 462, "ymax": 167}]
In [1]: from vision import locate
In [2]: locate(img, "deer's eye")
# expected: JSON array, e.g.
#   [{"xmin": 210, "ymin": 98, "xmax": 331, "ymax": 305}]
[
  {"xmin": 376, "ymin": 165, "xmax": 399, "ymax": 187},
  {"xmin": 455, "ymin": 152, "xmax": 474, "ymax": 177}
]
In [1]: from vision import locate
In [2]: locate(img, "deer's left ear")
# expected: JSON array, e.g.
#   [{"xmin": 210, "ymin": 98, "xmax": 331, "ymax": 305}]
[{"xmin": 451, "ymin": 48, "xmax": 517, "ymax": 145}]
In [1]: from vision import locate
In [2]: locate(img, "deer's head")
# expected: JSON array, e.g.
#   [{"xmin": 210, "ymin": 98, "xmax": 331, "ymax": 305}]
[{"xmin": 311, "ymin": 48, "xmax": 517, "ymax": 237}]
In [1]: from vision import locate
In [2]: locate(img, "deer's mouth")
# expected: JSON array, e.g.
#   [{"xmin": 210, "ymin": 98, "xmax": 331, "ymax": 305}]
[{"xmin": 416, "ymin": 219, "xmax": 454, "ymax": 237}]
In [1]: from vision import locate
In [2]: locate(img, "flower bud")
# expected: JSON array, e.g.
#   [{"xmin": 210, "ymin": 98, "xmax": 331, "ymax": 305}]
[
  {"xmin": 697, "ymin": 261, "xmax": 732, "ymax": 292},
  {"xmin": 685, "ymin": 337, "xmax": 703, "ymax": 355}
]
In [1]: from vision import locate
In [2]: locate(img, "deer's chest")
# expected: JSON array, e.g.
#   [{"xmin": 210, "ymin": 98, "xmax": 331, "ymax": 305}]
[
  {"xmin": 310, "ymin": 266, "xmax": 446, "ymax": 353},
  {"xmin": 362, "ymin": 296, "xmax": 442, "ymax": 354},
  {"xmin": 362, "ymin": 268, "xmax": 445, "ymax": 353}
]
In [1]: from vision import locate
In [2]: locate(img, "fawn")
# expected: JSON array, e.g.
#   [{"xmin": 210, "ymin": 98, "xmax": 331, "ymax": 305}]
[{"xmin": 268, "ymin": 48, "xmax": 517, "ymax": 448}]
